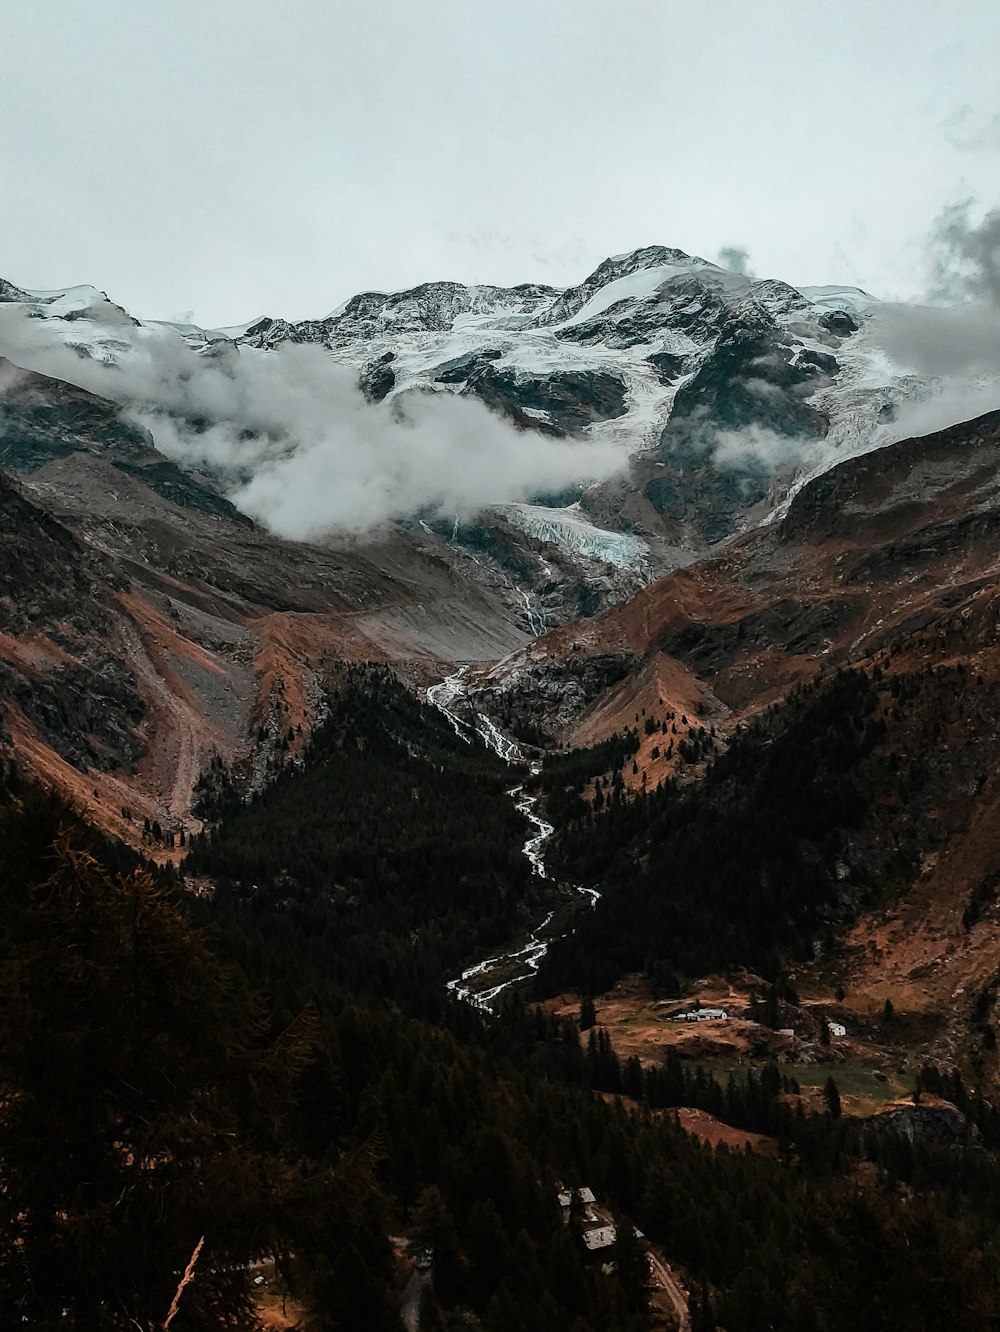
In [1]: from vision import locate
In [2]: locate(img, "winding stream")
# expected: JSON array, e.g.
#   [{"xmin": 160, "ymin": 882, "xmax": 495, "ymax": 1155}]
[{"xmin": 426, "ymin": 668, "xmax": 599, "ymax": 1009}]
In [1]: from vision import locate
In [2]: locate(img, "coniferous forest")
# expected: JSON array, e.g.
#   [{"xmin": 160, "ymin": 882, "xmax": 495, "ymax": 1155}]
[
  {"xmin": 7, "ymin": 667, "xmax": 1000, "ymax": 1329},
  {"xmin": 539, "ymin": 664, "xmax": 992, "ymax": 995}
]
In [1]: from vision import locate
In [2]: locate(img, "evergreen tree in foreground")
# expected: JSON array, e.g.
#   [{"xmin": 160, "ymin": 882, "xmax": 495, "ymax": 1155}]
[{"xmin": 0, "ymin": 787, "xmax": 306, "ymax": 1329}]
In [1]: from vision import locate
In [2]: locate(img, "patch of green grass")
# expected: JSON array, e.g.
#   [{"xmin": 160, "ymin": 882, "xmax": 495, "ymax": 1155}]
[
  {"xmin": 680, "ymin": 1055, "xmax": 912, "ymax": 1113},
  {"xmin": 777, "ymin": 1059, "xmax": 911, "ymax": 1108}
]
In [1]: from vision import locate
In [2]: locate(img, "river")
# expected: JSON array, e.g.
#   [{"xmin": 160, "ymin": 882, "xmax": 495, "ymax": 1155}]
[{"xmin": 425, "ymin": 668, "xmax": 599, "ymax": 1009}]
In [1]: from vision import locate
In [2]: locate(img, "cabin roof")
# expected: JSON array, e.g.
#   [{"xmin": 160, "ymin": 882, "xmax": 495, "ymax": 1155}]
[{"xmin": 582, "ymin": 1225, "xmax": 617, "ymax": 1251}]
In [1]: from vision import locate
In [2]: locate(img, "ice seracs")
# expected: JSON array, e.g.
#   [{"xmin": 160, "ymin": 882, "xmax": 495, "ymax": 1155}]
[{"xmin": 499, "ymin": 502, "xmax": 651, "ymax": 572}]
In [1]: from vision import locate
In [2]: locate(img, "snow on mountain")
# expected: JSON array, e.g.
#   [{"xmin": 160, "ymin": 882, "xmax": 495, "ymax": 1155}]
[
  {"xmin": 22, "ymin": 284, "xmax": 134, "ymax": 322},
  {"xmin": 229, "ymin": 246, "xmax": 908, "ymax": 496},
  {"xmin": 0, "ymin": 281, "xmax": 147, "ymax": 365},
  {"xmin": 533, "ymin": 245, "xmax": 714, "ymax": 328},
  {"xmin": 145, "ymin": 316, "xmax": 265, "ymax": 344},
  {"xmin": 241, "ymin": 280, "xmax": 560, "ymax": 353},
  {"xmin": 499, "ymin": 502, "xmax": 651, "ymax": 571},
  {"xmin": 0, "ymin": 246, "xmax": 963, "ymax": 628},
  {"xmin": 549, "ymin": 253, "xmax": 721, "ymax": 329},
  {"xmin": 0, "ymin": 251, "xmax": 906, "ymax": 489},
  {"xmin": 798, "ymin": 285, "xmax": 881, "ymax": 318}
]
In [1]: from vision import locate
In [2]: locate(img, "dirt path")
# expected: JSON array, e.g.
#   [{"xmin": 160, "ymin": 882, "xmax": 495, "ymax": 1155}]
[
  {"xmin": 589, "ymin": 1200, "xmax": 690, "ymax": 1332},
  {"xmin": 647, "ymin": 1248, "xmax": 690, "ymax": 1332},
  {"xmin": 400, "ymin": 1266, "xmax": 432, "ymax": 1332}
]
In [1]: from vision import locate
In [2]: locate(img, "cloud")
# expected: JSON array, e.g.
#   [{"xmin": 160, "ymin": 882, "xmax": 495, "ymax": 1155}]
[
  {"xmin": 928, "ymin": 200, "xmax": 1000, "ymax": 304},
  {"xmin": 0, "ymin": 358, "xmax": 28, "ymax": 395},
  {"xmin": 940, "ymin": 107, "xmax": 1000, "ymax": 154},
  {"xmin": 867, "ymin": 201, "xmax": 1000, "ymax": 377},
  {"xmin": 880, "ymin": 380, "xmax": 1000, "ymax": 445},
  {"xmin": 864, "ymin": 201, "xmax": 1000, "ymax": 437},
  {"xmin": 711, "ymin": 423, "xmax": 821, "ymax": 473},
  {"xmin": 717, "ymin": 246, "xmax": 754, "ymax": 279},
  {"xmin": 868, "ymin": 300, "xmax": 1000, "ymax": 377},
  {"xmin": 0, "ymin": 306, "xmax": 627, "ymax": 540}
]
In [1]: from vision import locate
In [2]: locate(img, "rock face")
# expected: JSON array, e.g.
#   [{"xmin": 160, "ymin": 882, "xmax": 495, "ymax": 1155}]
[
  {"xmin": 0, "ymin": 470, "xmax": 145, "ymax": 772},
  {"xmin": 820, "ymin": 310, "xmax": 859, "ymax": 336},
  {"xmin": 473, "ymin": 651, "xmax": 639, "ymax": 742},
  {"xmin": 432, "ymin": 347, "xmax": 503, "ymax": 383},
  {"xmin": 866, "ymin": 1101, "xmax": 977, "ymax": 1146},
  {"xmin": 462, "ymin": 365, "xmax": 629, "ymax": 435},
  {"xmin": 661, "ymin": 303, "xmax": 832, "ymax": 447},
  {"xmin": 359, "ymin": 350, "xmax": 396, "ymax": 403},
  {"xmin": 646, "ymin": 351, "xmax": 686, "ymax": 385},
  {"xmin": 641, "ymin": 302, "xmax": 836, "ymax": 541},
  {"xmin": 0, "ymin": 278, "xmax": 31, "ymax": 302}
]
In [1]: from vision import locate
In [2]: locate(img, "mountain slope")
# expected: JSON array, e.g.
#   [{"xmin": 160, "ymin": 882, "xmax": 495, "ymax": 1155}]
[
  {"xmin": 478, "ymin": 407, "xmax": 1000, "ymax": 738},
  {"xmin": 0, "ymin": 359, "xmax": 535, "ymax": 843},
  {"xmin": 472, "ymin": 406, "xmax": 1000, "ymax": 1078}
]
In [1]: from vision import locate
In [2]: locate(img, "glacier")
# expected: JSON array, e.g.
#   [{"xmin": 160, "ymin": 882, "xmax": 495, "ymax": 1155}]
[{"xmin": 497, "ymin": 502, "xmax": 651, "ymax": 571}]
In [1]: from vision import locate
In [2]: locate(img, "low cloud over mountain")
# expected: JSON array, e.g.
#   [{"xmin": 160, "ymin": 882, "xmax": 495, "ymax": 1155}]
[{"xmin": 0, "ymin": 307, "xmax": 627, "ymax": 539}]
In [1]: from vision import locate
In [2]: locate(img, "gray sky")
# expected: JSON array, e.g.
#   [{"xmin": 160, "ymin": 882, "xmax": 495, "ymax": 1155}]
[{"xmin": 3, "ymin": 0, "xmax": 1000, "ymax": 326}]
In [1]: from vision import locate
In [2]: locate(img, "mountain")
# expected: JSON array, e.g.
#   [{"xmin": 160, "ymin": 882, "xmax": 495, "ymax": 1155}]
[
  {"xmin": 8, "ymin": 251, "xmax": 1000, "ymax": 1329},
  {"xmin": 0, "ymin": 246, "xmax": 932, "ymax": 634},
  {"xmin": 231, "ymin": 244, "xmax": 915, "ymax": 550},
  {"xmin": 0, "ymin": 248, "xmax": 985, "ymax": 836},
  {"xmin": 0, "ymin": 244, "xmax": 982, "ymax": 851}
]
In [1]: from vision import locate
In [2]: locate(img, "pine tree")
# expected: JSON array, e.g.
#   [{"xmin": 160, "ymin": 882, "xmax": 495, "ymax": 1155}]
[
  {"xmin": 0, "ymin": 788, "xmax": 302, "ymax": 1328},
  {"xmin": 823, "ymin": 1075, "xmax": 842, "ymax": 1120}
]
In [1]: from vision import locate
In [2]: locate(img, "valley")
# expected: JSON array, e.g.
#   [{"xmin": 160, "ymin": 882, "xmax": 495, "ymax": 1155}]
[
  {"xmin": 11, "ymin": 3, "xmax": 1000, "ymax": 1326},
  {"xmin": 5, "ymin": 242, "xmax": 1000, "ymax": 1330},
  {"xmin": 427, "ymin": 669, "xmax": 601, "ymax": 1008}
]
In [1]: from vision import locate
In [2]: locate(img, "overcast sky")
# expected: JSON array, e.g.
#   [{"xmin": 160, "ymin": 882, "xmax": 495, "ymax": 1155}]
[{"xmin": 3, "ymin": 0, "xmax": 999, "ymax": 327}]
